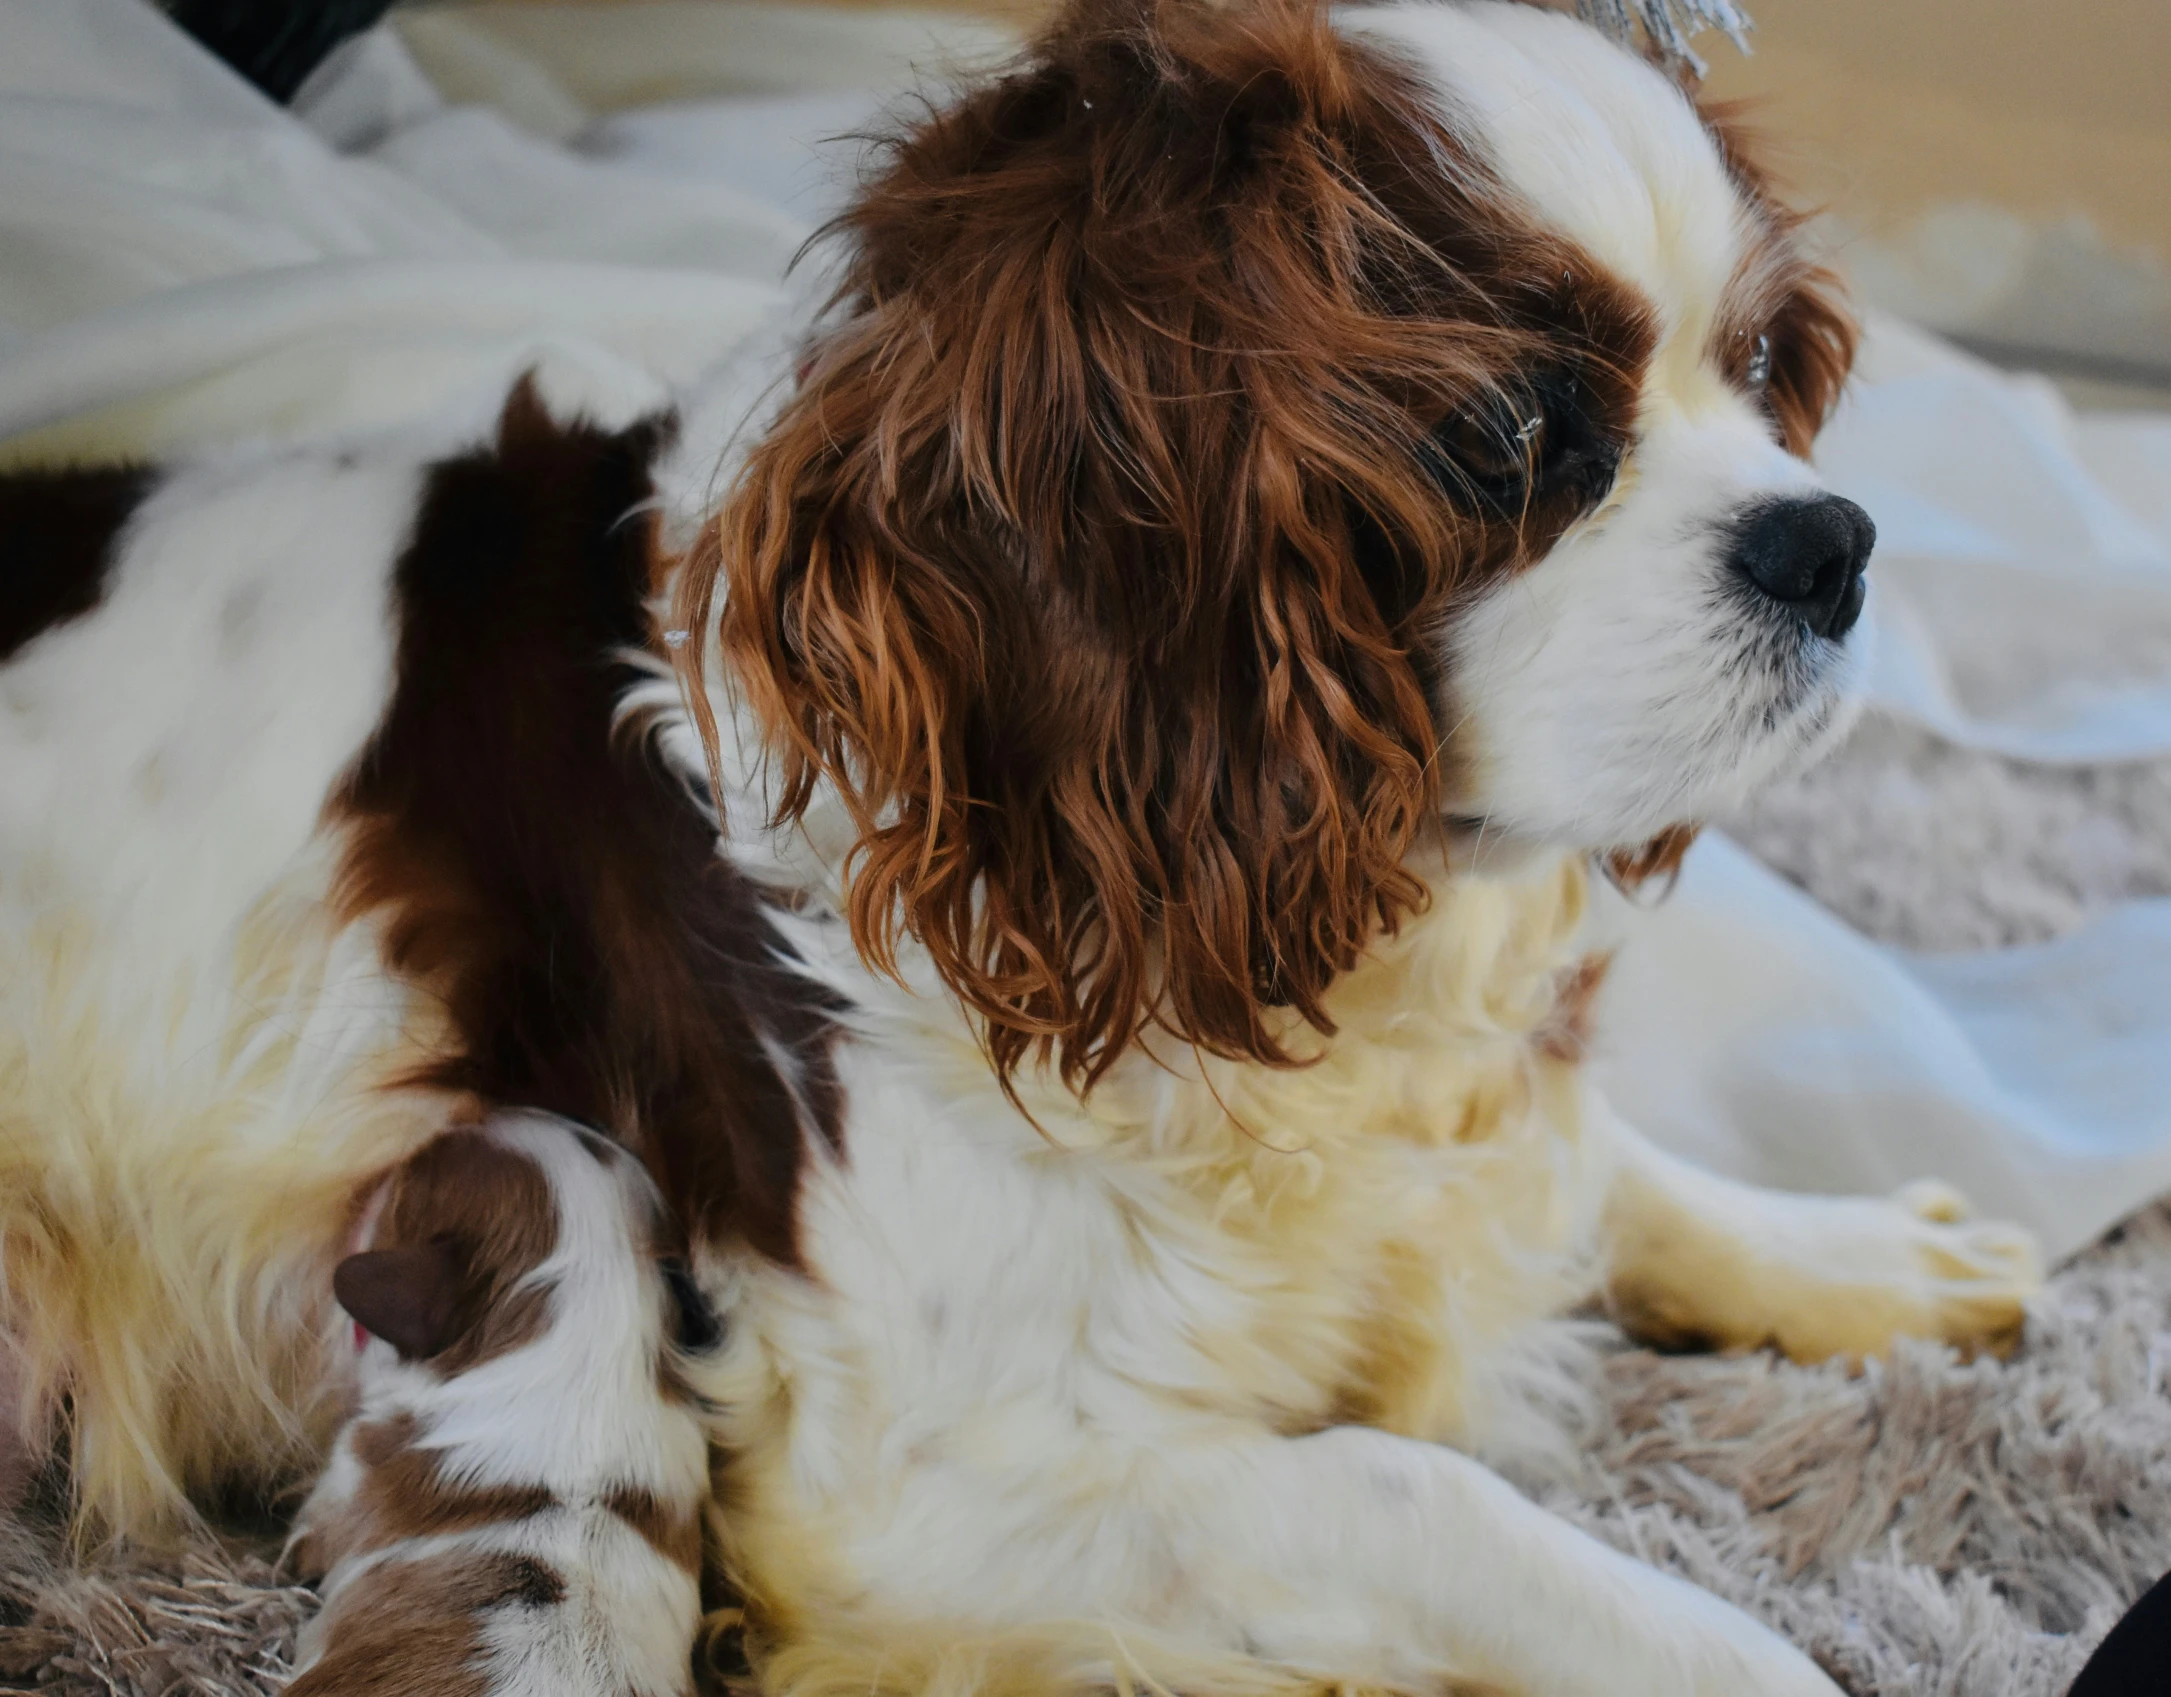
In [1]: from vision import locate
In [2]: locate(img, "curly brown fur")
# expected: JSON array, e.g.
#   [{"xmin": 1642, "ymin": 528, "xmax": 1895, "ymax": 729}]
[{"xmin": 677, "ymin": 0, "xmax": 1664, "ymax": 1092}]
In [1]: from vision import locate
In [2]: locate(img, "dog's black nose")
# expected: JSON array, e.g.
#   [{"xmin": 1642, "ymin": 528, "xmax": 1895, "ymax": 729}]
[{"xmin": 1728, "ymin": 494, "xmax": 1876, "ymax": 641}]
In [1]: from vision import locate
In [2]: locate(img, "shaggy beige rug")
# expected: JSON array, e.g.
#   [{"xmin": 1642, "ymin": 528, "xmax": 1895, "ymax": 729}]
[{"xmin": 4, "ymin": 717, "xmax": 2168, "ymax": 1697}]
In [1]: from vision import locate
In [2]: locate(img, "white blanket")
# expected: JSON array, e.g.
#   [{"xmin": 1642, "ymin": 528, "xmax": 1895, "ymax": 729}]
[{"xmin": 5, "ymin": 0, "xmax": 2167, "ymax": 1259}]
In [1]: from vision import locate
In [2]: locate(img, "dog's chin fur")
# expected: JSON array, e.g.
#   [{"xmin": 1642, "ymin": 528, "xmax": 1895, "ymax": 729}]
[
  {"xmin": 1445, "ymin": 563, "xmax": 1877, "ymax": 863},
  {"xmin": 0, "ymin": 5, "xmax": 2039, "ymax": 1697}
]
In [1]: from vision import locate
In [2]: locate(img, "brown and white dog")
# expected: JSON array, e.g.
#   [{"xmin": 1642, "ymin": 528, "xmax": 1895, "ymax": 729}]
[
  {"xmin": 0, "ymin": 3, "xmax": 2041, "ymax": 1695},
  {"xmin": 288, "ymin": 1112, "xmax": 710, "ymax": 1697}
]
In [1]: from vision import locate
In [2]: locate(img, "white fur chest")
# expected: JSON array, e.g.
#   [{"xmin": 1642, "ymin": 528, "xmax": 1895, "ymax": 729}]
[{"xmin": 703, "ymin": 856, "xmax": 1605, "ymax": 1642}]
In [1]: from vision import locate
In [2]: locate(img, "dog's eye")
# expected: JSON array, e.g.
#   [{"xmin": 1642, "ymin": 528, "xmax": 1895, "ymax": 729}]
[
  {"xmin": 1744, "ymin": 332, "xmax": 1774, "ymax": 391},
  {"xmin": 1425, "ymin": 371, "xmax": 1620, "ymax": 518},
  {"xmin": 1428, "ymin": 397, "xmax": 1542, "ymax": 510},
  {"xmin": 661, "ymin": 1257, "xmax": 722, "ymax": 1353}
]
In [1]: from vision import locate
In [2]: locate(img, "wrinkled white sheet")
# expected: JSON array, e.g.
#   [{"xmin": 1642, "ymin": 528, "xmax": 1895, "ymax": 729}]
[{"xmin": 4, "ymin": 0, "xmax": 2167, "ymax": 1259}]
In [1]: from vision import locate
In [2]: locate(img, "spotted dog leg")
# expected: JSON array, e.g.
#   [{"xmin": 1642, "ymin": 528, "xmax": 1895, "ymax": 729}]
[{"xmin": 287, "ymin": 1112, "xmax": 712, "ymax": 1697}]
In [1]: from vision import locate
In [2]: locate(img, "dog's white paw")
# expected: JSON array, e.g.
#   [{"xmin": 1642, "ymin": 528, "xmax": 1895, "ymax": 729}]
[{"xmin": 1733, "ymin": 1180, "xmax": 2042, "ymax": 1364}]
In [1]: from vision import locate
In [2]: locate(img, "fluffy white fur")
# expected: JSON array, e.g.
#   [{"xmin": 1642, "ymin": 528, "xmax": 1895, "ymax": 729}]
[
  {"xmin": 0, "ymin": 445, "xmax": 438, "ymax": 1531},
  {"xmin": 692, "ymin": 862, "xmax": 2033, "ymax": 1697},
  {"xmin": 0, "ymin": 7, "xmax": 2040, "ymax": 1697}
]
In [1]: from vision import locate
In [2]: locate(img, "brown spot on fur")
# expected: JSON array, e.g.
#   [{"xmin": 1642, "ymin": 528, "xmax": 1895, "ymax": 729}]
[
  {"xmin": 1534, "ymin": 950, "xmax": 1614, "ymax": 1065},
  {"xmin": 606, "ymin": 1484, "xmax": 702, "ymax": 1573},
  {"xmin": 292, "ymin": 1410, "xmax": 557, "ymax": 1574},
  {"xmin": 354, "ymin": 1413, "xmax": 557, "ymax": 1541},
  {"xmin": 678, "ymin": 0, "xmax": 1656, "ymax": 1094},
  {"xmin": 1604, "ymin": 825, "xmax": 1701, "ymax": 900},
  {"xmin": 371, "ymin": 1131, "xmax": 559, "ymax": 1374},
  {"xmin": 287, "ymin": 1550, "xmax": 564, "ymax": 1697},
  {"xmin": 0, "ymin": 465, "xmax": 150, "ymax": 662},
  {"xmin": 333, "ymin": 381, "xmax": 845, "ymax": 1264},
  {"xmin": 348, "ymin": 1410, "xmax": 421, "ymax": 1471}
]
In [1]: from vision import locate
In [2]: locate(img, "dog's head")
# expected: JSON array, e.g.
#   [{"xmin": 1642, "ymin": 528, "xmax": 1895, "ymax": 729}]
[
  {"xmin": 682, "ymin": 0, "xmax": 1864, "ymax": 1088},
  {"xmin": 331, "ymin": 1115, "xmax": 714, "ymax": 1373}
]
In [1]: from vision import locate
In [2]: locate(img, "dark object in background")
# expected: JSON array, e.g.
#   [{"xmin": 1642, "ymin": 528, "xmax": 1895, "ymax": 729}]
[
  {"xmin": 164, "ymin": 0, "xmax": 400, "ymax": 103},
  {"xmin": 2069, "ymin": 1569, "xmax": 2171, "ymax": 1697}
]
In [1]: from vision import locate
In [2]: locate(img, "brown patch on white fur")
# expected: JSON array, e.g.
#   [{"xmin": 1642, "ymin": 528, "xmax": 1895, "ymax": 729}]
[
  {"xmin": 1698, "ymin": 101, "xmax": 1859, "ymax": 458},
  {"xmin": 293, "ymin": 1114, "xmax": 708, "ymax": 1696},
  {"xmin": 332, "ymin": 381, "xmax": 844, "ymax": 1267},
  {"xmin": 288, "ymin": 1411, "xmax": 558, "ymax": 1575},
  {"xmin": 607, "ymin": 1484, "xmax": 704, "ymax": 1574},
  {"xmin": 286, "ymin": 1549, "xmax": 567, "ymax": 1697},
  {"xmin": 345, "ymin": 1130, "xmax": 560, "ymax": 1374}
]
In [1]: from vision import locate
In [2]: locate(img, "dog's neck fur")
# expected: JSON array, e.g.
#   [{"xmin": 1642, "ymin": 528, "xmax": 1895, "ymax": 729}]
[{"xmin": 1029, "ymin": 852, "xmax": 1603, "ymax": 1442}]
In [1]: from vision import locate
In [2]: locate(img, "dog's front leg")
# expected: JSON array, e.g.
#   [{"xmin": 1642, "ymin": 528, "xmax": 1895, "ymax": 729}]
[
  {"xmin": 1147, "ymin": 1426, "xmax": 1840, "ymax": 1697},
  {"xmin": 795, "ymin": 1424, "xmax": 1840, "ymax": 1696},
  {"xmin": 1592, "ymin": 1093, "xmax": 2041, "ymax": 1362}
]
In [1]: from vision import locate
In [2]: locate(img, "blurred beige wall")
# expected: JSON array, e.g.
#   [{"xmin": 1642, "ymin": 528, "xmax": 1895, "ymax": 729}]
[
  {"xmin": 457, "ymin": 0, "xmax": 2171, "ymax": 380},
  {"xmin": 1700, "ymin": 0, "xmax": 2171, "ymax": 268},
  {"xmin": 483, "ymin": 0, "xmax": 2171, "ymax": 262}
]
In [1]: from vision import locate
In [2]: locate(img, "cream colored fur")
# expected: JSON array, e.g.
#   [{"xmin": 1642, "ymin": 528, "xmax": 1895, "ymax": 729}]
[
  {"xmin": 689, "ymin": 855, "xmax": 2035, "ymax": 1697},
  {"xmin": 0, "ymin": 445, "xmax": 458, "ymax": 1538}
]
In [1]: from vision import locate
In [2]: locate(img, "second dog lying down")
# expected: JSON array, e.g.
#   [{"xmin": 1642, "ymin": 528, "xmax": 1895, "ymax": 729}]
[{"xmin": 287, "ymin": 1113, "xmax": 711, "ymax": 1697}]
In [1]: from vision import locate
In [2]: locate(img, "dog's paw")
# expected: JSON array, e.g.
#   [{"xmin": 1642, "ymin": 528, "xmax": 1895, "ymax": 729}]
[{"xmin": 1740, "ymin": 1180, "xmax": 2042, "ymax": 1365}]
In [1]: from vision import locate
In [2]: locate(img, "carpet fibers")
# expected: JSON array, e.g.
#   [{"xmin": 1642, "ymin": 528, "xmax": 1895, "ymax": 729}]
[{"xmin": 4, "ymin": 716, "xmax": 2168, "ymax": 1695}]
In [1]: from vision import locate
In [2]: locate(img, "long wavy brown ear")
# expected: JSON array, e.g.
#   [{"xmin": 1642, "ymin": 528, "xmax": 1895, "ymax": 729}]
[
  {"xmin": 1760, "ymin": 265, "xmax": 1858, "ymax": 458},
  {"xmin": 1699, "ymin": 101, "xmax": 1860, "ymax": 457},
  {"xmin": 1603, "ymin": 824, "xmax": 1701, "ymax": 902},
  {"xmin": 675, "ymin": 0, "xmax": 1505, "ymax": 1092}
]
